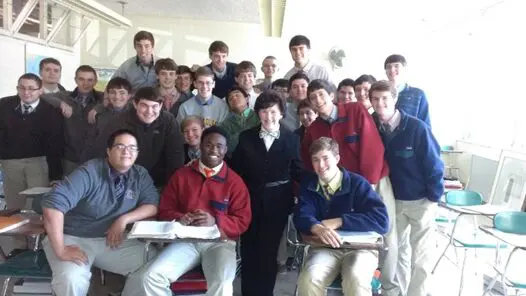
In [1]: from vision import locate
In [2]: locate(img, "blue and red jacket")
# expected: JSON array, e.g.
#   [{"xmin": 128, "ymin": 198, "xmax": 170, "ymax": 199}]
[{"xmin": 159, "ymin": 161, "xmax": 252, "ymax": 239}]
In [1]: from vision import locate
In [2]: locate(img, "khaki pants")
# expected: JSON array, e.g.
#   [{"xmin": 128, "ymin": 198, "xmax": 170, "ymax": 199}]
[
  {"xmin": 297, "ymin": 248, "xmax": 378, "ymax": 296},
  {"xmin": 0, "ymin": 157, "xmax": 49, "ymax": 253},
  {"xmin": 375, "ymin": 176, "xmax": 400, "ymax": 296},
  {"xmin": 396, "ymin": 198, "xmax": 437, "ymax": 296},
  {"xmin": 43, "ymin": 235, "xmax": 152, "ymax": 296},
  {"xmin": 123, "ymin": 241, "xmax": 237, "ymax": 296}
]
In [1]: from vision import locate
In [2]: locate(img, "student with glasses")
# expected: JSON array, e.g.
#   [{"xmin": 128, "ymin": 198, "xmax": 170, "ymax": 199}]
[
  {"xmin": 89, "ymin": 86, "xmax": 185, "ymax": 188},
  {"xmin": 0, "ymin": 73, "xmax": 63, "ymax": 254},
  {"xmin": 41, "ymin": 129, "xmax": 159, "ymax": 296}
]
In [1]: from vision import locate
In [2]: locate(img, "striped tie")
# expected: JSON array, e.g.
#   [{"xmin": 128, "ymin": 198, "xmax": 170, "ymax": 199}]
[{"xmin": 114, "ymin": 175, "xmax": 126, "ymax": 198}]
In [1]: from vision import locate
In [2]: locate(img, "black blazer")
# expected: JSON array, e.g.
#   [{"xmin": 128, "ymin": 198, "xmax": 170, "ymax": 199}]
[{"xmin": 232, "ymin": 125, "xmax": 303, "ymax": 196}]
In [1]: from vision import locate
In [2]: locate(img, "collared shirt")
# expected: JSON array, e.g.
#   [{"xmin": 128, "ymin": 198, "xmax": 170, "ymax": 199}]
[
  {"xmin": 260, "ymin": 126, "xmax": 279, "ymax": 151},
  {"xmin": 247, "ymin": 89, "xmax": 259, "ymax": 110},
  {"xmin": 284, "ymin": 60, "xmax": 332, "ymax": 81},
  {"xmin": 43, "ymin": 86, "xmax": 60, "ymax": 94},
  {"xmin": 198, "ymin": 160, "xmax": 224, "ymax": 178},
  {"xmin": 317, "ymin": 169, "xmax": 343, "ymax": 200},
  {"xmin": 194, "ymin": 94, "xmax": 214, "ymax": 106},
  {"xmin": 321, "ymin": 104, "xmax": 338, "ymax": 123},
  {"xmin": 109, "ymin": 165, "xmax": 129, "ymax": 184},
  {"xmin": 160, "ymin": 88, "xmax": 181, "ymax": 111},
  {"xmin": 20, "ymin": 99, "xmax": 40, "ymax": 113},
  {"xmin": 380, "ymin": 110, "xmax": 402, "ymax": 133},
  {"xmin": 281, "ymin": 101, "xmax": 300, "ymax": 131},
  {"xmin": 240, "ymin": 107, "xmax": 251, "ymax": 118},
  {"xmin": 212, "ymin": 66, "xmax": 227, "ymax": 79},
  {"xmin": 396, "ymin": 82, "xmax": 407, "ymax": 94},
  {"xmin": 113, "ymin": 55, "xmax": 159, "ymax": 94}
]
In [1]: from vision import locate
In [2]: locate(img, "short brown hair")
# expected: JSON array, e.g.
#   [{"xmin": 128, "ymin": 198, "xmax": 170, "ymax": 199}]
[
  {"xmin": 309, "ymin": 137, "xmax": 339, "ymax": 157},
  {"xmin": 369, "ymin": 80, "xmax": 397, "ymax": 100},
  {"xmin": 208, "ymin": 41, "xmax": 229, "ymax": 56},
  {"xmin": 133, "ymin": 30, "xmax": 155, "ymax": 47},
  {"xmin": 39, "ymin": 58, "xmax": 61, "ymax": 72},
  {"xmin": 154, "ymin": 58, "xmax": 177, "ymax": 75},
  {"xmin": 181, "ymin": 116, "xmax": 205, "ymax": 133},
  {"xmin": 297, "ymin": 100, "xmax": 316, "ymax": 115},
  {"xmin": 194, "ymin": 66, "xmax": 214, "ymax": 80},
  {"xmin": 235, "ymin": 61, "xmax": 256, "ymax": 77},
  {"xmin": 134, "ymin": 86, "xmax": 162, "ymax": 103}
]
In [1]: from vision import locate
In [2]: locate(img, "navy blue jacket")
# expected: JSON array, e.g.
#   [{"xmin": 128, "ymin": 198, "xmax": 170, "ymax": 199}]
[
  {"xmin": 396, "ymin": 84, "xmax": 431, "ymax": 127},
  {"xmin": 375, "ymin": 111, "xmax": 444, "ymax": 202},
  {"xmin": 294, "ymin": 169, "xmax": 388, "ymax": 235},
  {"xmin": 207, "ymin": 62, "xmax": 238, "ymax": 99}
]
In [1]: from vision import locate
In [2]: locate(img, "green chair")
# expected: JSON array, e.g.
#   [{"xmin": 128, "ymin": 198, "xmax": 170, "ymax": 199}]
[
  {"xmin": 0, "ymin": 194, "xmax": 51, "ymax": 296},
  {"xmin": 483, "ymin": 212, "xmax": 526, "ymax": 296},
  {"xmin": 433, "ymin": 190, "xmax": 506, "ymax": 296}
]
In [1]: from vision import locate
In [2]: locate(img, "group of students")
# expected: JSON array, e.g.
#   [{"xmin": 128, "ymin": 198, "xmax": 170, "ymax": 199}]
[{"xmin": 0, "ymin": 29, "xmax": 445, "ymax": 296}]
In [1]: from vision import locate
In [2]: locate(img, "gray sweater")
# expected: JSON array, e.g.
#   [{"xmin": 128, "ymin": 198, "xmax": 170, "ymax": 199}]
[{"xmin": 42, "ymin": 158, "xmax": 159, "ymax": 237}]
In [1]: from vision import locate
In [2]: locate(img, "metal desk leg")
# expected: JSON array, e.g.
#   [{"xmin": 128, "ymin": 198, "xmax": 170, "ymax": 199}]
[{"xmin": 143, "ymin": 241, "xmax": 151, "ymax": 263}]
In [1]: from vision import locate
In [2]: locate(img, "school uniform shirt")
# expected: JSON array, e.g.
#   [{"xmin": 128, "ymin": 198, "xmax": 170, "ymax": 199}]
[
  {"xmin": 207, "ymin": 62, "xmax": 238, "ymax": 99},
  {"xmin": 158, "ymin": 160, "xmax": 251, "ymax": 239},
  {"xmin": 302, "ymin": 102, "xmax": 389, "ymax": 185},
  {"xmin": 284, "ymin": 60, "xmax": 332, "ymax": 81},
  {"xmin": 113, "ymin": 55, "xmax": 159, "ymax": 94},
  {"xmin": 41, "ymin": 158, "xmax": 159, "ymax": 237}
]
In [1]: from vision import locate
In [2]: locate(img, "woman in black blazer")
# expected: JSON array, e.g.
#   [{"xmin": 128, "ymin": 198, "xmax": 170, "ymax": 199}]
[{"xmin": 232, "ymin": 91, "xmax": 303, "ymax": 296}]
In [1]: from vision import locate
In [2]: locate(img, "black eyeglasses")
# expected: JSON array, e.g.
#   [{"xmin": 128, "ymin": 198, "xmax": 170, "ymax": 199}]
[{"xmin": 112, "ymin": 144, "xmax": 139, "ymax": 153}]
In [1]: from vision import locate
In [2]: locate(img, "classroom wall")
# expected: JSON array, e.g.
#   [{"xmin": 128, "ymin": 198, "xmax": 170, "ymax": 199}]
[{"xmin": 0, "ymin": 35, "xmax": 80, "ymax": 98}]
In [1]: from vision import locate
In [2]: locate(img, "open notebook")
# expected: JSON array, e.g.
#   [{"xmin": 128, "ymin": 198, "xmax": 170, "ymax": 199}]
[
  {"xmin": 336, "ymin": 231, "xmax": 383, "ymax": 245},
  {"xmin": 127, "ymin": 221, "xmax": 221, "ymax": 240}
]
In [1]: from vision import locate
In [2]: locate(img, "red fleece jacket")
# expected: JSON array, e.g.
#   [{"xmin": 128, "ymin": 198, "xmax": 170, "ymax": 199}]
[
  {"xmin": 159, "ymin": 161, "xmax": 252, "ymax": 239},
  {"xmin": 302, "ymin": 103, "xmax": 389, "ymax": 184}
]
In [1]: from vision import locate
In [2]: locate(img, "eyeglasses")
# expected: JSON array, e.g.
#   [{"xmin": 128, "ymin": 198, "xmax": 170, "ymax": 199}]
[
  {"xmin": 112, "ymin": 144, "xmax": 139, "ymax": 153},
  {"xmin": 196, "ymin": 81, "xmax": 213, "ymax": 87},
  {"xmin": 17, "ymin": 86, "xmax": 40, "ymax": 93}
]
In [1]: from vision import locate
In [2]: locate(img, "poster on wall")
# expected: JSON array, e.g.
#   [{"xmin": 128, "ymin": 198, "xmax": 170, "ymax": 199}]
[
  {"xmin": 94, "ymin": 67, "xmax": 116, "ymax": 92},
  {"xmin": 489, "ymin": 150, "xmax": 526, "ymax": 211},
  {"xmin": 25, "ymin": 52, "xmax": 47, "ymax": 74},
  {"xmin": 24, "ymin": 43, "xmax": 76, "ymax": 90}
]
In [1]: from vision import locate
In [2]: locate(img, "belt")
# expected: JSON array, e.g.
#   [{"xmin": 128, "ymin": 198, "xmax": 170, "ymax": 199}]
[{"xmin": 264, "ymin": 180, "xmax": 290, "ymax": 188}]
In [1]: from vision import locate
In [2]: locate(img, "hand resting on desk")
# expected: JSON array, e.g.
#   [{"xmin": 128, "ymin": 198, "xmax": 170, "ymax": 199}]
[
  {"xmin": 310, "ymin": 224, "xmax": 342, "ymax": 248},
  {"xmin": 180, "ymin": 209, "xmax": 216, "ymax": 227}
]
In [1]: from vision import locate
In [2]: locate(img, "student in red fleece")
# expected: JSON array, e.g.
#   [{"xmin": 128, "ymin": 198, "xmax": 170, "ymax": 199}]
[
  {"xmin": 122, "ymin": 126, "xmax": 251, "ymax": 296},
  {"xmin": 303, "ymin": 79, "xmax": 398, "ymax": 296}
]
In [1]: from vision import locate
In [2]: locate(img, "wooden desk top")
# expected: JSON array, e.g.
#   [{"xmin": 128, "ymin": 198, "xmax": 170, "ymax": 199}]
[{"xmin": 0, "ymin": 210, "xmax": 45, "ymax": 237}]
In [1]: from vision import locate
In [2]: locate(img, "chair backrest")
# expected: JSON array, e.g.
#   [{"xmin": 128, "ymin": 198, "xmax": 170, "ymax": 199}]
[
  {"xmin": 494, "ymin": 211, "xmax": 526, "ymax": 235},
  {"xmin": 446, "ymin": 190, "xmax": 483, "ymax": 206}
]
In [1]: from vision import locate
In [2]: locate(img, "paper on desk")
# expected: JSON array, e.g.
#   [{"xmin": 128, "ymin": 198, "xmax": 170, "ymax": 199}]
[
  {"xmin": 336, "ymin": 231, "xmax": 383, "ymax": 244},
  {"xmin": 18, "ymin": 187, "xmax": 52, "ymax": 196},
  {"xmin": 128, "ymin": 220, "xmax": 221, "ymax": 240}
]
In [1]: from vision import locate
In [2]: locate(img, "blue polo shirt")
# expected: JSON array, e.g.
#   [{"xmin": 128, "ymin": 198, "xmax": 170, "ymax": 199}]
[{"xmin": 42, "ymin": 158, "xmax": 159, "ymax": 237}]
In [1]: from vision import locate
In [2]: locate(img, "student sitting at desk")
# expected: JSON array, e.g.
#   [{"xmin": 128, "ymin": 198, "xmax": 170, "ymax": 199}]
[
  {"xmin": 122, "ymin": 126, "xmax": 251, "ymax": 296},
  {"xmin": 370, "ymin": 80, "xmax": 444, "ymax": 296},
  {"xmin": 294, "ymin": 137, "xmax": 388, "ymax": 296},
  {"xmin": 41, "ymin": 129, "xmax": 160, "ymax": 296}
]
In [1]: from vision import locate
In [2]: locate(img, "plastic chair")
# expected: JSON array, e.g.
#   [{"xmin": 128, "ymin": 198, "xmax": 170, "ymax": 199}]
[
  {"xmin": 433, "ymin": 190, "xmax": 506, "ymax": 296},
  {"xmin": 483, "ymin": 212, "xmax": 526, "ymax": 296}
]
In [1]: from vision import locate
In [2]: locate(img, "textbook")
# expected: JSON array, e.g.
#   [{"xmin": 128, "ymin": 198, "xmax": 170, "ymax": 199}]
[
  {"xmin": 336, "ymin": 231, "xmax": 383, "ymax": 245},
  {"xmin": 128, "ymin": 220, "xmax": 221, "ymax": 240},
  {"xmin": 0, "ymin": 215, "xmax": 30, "ymax": 233}
]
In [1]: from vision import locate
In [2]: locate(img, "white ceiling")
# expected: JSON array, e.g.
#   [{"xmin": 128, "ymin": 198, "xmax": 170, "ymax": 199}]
[{"xmin": 96, "ymin": 0, "xmax": 261, "ymax": 23}]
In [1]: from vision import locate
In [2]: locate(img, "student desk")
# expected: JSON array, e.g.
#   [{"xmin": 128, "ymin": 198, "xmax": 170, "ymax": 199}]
[{"xmin": 0, "ymin": 210, "xmax": 45, "ymax": 259}]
